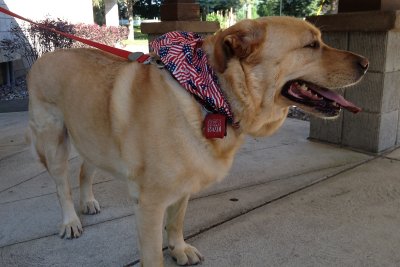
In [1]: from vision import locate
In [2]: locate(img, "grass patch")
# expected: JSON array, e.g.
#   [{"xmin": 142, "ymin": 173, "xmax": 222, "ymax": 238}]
[
  {"xmin": 121, "ymin": 26, "xmax": 149, "ymax": 46},
  {"xmin": 134, "ymin": 26, "xmax": 148, "ymax": 40},
  {"xmin": 121, "ymin": 39, "xmax": 148, "ymax": 46}
]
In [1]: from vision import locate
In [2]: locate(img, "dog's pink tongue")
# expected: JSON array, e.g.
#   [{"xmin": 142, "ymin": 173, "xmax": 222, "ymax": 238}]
[{"xmin": 312, "ymin": 87, "xmax": 362, "ymax": 113}]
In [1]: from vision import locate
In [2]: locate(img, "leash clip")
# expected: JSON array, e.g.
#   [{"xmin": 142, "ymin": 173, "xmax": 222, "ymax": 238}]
[
  {"xmin": 128, "ymin": 52, "xmax": 164, "ymax": 68},
  {"xmin": 128, "ymin": 52, "xmax": 149, "ymax": 63}
]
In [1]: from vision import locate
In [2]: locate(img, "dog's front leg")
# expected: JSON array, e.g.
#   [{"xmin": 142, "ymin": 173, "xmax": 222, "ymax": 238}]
[
  {"xmin": 166, "ymin": 195, "xmax": 204, "ymax": 265},
  {"xmin": 132, "ymin": 194, "xmax": 166, "ymax": 267}
]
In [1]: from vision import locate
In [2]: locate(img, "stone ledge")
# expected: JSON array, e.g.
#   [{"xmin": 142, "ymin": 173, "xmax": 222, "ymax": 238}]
[
  {"xmin": 0, "ymin": 99, "xmax": 28, "ymax": 113},
  {"xmin": 307, "ymin": 10, "xmax": 400, "ymax": 31},
  {"xmin": 141, "ymin": 21, "xmax": 220, "ymax": 35},
  {"xmin": 0, "ymin": 51, "xmax": 21, "ymax": 64}
]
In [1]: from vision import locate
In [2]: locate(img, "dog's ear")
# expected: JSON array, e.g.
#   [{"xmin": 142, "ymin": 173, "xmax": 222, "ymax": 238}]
[{"xmin": 213, "ymin": 20, "xmax": 266, "ymax": 73}]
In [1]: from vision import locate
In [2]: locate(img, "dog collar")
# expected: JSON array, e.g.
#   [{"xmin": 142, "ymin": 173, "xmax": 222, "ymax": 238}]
[{"xmin": 150, "ymin": 31, "xmax": 237, "ymax": 128}]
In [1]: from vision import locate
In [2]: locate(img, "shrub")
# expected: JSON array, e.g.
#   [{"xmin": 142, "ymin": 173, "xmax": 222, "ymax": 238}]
[
  {"xmin": 28, "ymin": 18, "xmax": 76, "ymax": 57},
  {"xmin": 0, "ymin": 18, "xmax": 75, "ymax": 68},
  {"xmin": 73, "ymin": 23, "xmax": 128, "ymax": 48},
  {"xmin": 0, "ymin": 18, "xmax": 129, "ymax": 68},
  {"xmin": 206, "ymin": 12, "xmax": 227, "ymax": 28}
]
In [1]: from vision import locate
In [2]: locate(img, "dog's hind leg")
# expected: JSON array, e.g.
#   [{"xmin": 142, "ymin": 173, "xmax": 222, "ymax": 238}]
[
  {"xmin": 28, "ymin": 100, "xmax": 82, "ymax": 239},
  {"xmin": 79, "ymin": 160, "xmax": 100, "ymax": 214},
  {"xmin": 166, "ymin": 195, "xmax": 204, "ymax": 265}
]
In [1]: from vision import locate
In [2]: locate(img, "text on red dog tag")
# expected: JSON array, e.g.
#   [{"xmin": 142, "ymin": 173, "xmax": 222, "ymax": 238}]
[{"xmin": 203, "ymin": 114, "xmax": 227, "ymax": 139}]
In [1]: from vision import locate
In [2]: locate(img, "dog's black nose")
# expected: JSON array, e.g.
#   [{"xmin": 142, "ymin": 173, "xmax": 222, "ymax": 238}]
[{"xmin": 358, "ymin": 57, "xmax": 369, "ymax": 72}]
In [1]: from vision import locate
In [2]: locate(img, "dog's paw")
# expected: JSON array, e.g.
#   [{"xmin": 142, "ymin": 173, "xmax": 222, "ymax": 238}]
[
  {"xmin": 170, "ymin": 243, "xmax": 204, "ymax": 266},
  {"xmin": 80, "ymin": 199, "xmax": 100, "ymax": 215},
  {"xmin": 59, "ymin": 218, "xmax": 83, "ymax": 239}
]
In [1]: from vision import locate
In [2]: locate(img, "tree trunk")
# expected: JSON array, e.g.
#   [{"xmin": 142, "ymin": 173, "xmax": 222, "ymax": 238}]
[
  {"xmin": 127, "ymin": 0, "xmax": 134, "ymax": 40},
  {"xmin": 246, "ymin": 2, "xmax": 252, "ymax": 19}
]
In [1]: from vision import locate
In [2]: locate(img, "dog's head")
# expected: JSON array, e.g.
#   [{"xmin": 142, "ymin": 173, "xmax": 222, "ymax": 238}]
[{"xmin": 204, "ymin": 17, "xmax": 368, "ymax": 136}]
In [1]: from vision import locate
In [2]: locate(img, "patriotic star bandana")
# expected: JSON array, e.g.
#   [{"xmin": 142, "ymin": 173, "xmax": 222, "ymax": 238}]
[{"xmin": 150, "ymin": 31, "xmax": 235, "ymax": 124}]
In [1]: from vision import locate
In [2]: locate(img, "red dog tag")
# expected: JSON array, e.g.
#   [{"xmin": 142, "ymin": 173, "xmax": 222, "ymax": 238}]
[{"xmin": 203, "ymin": 114, "xmax": 227, "ymax": 139}]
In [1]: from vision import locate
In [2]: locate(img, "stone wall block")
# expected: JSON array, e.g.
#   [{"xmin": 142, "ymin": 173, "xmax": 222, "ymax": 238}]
[
  {"xmin": 342, "ymin": 111, "xmax": 398, "ymax": 153},
  {"xmin": 396, "ymin": 109, "xmax": 400, "ymax": 145},
  {"xmin": 322, "ymin": 32, "xmax": 348, "ymax": 50},
  {"xmin": 342, "ymin": 112, "xmax": 380, "ymax": 152},
  {"xmin": 309, "ymin": 114, "xmax": 343, "ymax": 144},
  {"xmin": 309, "ymin": 88, "xmax": 345, "ymax": 144},
  {"xmin": 386, "ymin": 30, "xmax": 400, "ymax": 72},
  {"xmin": 349, "ymin": 32, "xmax": 387, "ymax": 73},
  {"xmin": 378, "ymin": 110, "xmax": 399, "ymax": 151},
  {"xmin": 382, "ymin": 71, "xmax": 400, "ymax": 112},
  {"xmin": 344, "ymin": 72, "xmax": 383, "ymax": 113}
]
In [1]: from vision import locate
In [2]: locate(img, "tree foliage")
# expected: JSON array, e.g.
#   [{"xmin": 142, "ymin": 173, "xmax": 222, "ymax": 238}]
[
  {"xmin": 93, "ymin": 0, "xmax": 106, "ymax": 25},
  {"xmin": 198, "ymin": 0, "xmax": 242, "ymax": 12},
  {"xmin": 256, "ymin": 0, "xmax": 277, "ymax": 17},
  {"xmin": 119, "ymin": 0, "xmax": 162, "ymax": 19},
  {"xmin": 257, "ymin": 0, "xmax": 321, "ymax": 18},
  {"xmin": 198, "ymin": 0, "xmax": 243, "ymax": 20},
  {"xmin": 93, "ymin": 0, "xmax": 162, "ymax": 24}
]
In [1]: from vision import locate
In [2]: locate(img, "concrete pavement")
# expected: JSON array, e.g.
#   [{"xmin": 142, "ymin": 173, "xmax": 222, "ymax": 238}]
[{"xmin": 1, "ymin": 111, "xmax": 399, "ymax": 266}]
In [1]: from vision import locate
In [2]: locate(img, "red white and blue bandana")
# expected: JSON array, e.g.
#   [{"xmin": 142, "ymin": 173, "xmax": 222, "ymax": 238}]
[{"xmin": 150, "ymin": 31, "xmax": 235, "ymax": 124}]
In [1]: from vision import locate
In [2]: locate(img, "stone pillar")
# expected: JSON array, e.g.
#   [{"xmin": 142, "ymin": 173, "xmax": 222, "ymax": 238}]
[
  {"xmin": 141, "ymin": 0, "xmax": 219, "ymax": 43},
  {"xmin": 105, "ymin": 0, "xmax": 119, "ymax": 27},
  {"xmin": 307, "ymin": 6, "xmax": 400, "ymax": 153}
]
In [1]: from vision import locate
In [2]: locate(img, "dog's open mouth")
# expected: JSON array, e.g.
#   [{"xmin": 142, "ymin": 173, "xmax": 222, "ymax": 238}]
[{"xmin": 281, "ymin": 80, "xmax": 361, "ymax": 117}]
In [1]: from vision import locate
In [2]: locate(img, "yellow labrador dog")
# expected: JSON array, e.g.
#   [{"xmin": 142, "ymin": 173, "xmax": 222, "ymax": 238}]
[{"xmin": 27, "ymin": 17, "xmax": 368, "ymax": 266}]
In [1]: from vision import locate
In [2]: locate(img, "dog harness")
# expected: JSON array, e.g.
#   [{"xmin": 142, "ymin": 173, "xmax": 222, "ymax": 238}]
[{"xmin": 150, "ymin": 32, "xmax": 236, "ymax": 128}]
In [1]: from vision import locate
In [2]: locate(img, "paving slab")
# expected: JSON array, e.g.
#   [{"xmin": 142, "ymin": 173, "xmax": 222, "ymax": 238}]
[
  {"xmin": 0, "ymin": 157, "xmax": 113, "ymax": 204},
  {"xmin": 0, "ymin": 178, "xmax": 134, "ymax": 247},
  {"xmin": 0, "ymin": 163, "xmax": 363, "ymax": 267},
  {"xmin": 0, "ymin": 148, "xmax": 79, "ymax": 194},
  {"xmin": 1, "ymin": 216, "xmax": 139, "ymax": 267},
  {"xmin": 384, "ymin": 147, "xmax": 400, "ymax": 160},
  {"xmin": 168, "ymin": 157, "xmax": 400, "ymax": 267},
  {"xmin": 0, "ymin": 112, "xmax": 380, "ymax": 267}
]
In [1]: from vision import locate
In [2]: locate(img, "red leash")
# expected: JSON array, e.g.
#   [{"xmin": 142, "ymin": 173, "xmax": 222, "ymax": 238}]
[{"xmin": 0, "ymin": 6, "xmax": 150, "ymax": 62}]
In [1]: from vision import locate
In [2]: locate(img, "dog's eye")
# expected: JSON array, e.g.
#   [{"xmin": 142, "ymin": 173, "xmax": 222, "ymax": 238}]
[{"xmin": 304, "ymin": 41, "xmax": 320, "ymax": 49}]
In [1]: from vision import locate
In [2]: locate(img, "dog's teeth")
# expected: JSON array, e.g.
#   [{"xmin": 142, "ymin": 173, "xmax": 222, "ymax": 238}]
[
  {"xmin": 300, "ymin": 84, "xmax": 308, "ymax": 90},
  {"xmin": 332, "ymin": 102, "xmax": 338, "ymax": 106}
]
